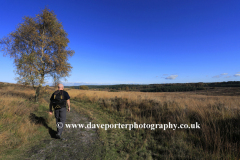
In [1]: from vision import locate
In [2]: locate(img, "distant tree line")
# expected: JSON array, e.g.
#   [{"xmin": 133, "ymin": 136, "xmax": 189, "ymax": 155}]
[
  {"xmin": 140, "ymin": 86, "xmax": 204, "ymax": 92},
  {"xmin": 64, "ymin": 81, "xmax": 240, "ymax": 92},
  {"xmin": 65, "ymin": 84, "xmax": 138, "ymax": 91},
  {"xmin": 207, "ymin": 81, "xmax": 240, "ymax": 87}
]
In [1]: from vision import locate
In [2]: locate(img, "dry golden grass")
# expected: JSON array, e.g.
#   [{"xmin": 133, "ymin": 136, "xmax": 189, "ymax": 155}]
[
  {"xmin": 1, "ymin": 83, "xmax": 239, "ymax": 158},
  {"xmin": 0, "ymin": 83, "xmax": 36, "ymax": 102},
  {"xmin": 0, "ymin": 94, "xmax": 39, "ymax": 152},
  {"xmin": 70, "ymin": 88, "xmax": 240, "ymax": 158},
  {"xmin": 0, "ymin": 83, "xmax": 54, "ymax": 158},
  {"xmin": 68, "ymin": 89, "xmax": 239, "ymax": 112},
  {"xmin": 68, "ymin": 89, "xmax": 240, "ymax": 125}
]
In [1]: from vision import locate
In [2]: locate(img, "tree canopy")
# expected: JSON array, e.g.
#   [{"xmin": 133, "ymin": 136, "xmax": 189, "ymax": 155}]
[{"xmin": 0, "ymin": 8, "xmax": 75, "ymax": 101}]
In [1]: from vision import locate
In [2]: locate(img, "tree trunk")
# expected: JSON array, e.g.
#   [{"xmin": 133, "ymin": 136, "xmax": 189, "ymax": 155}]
[
  {"xmin": 35, "ymin": 74, "xmax": 44, "ymax": 102},
  {"xmin": 35, "ymin": 29, "xmax": 45, "ymax": 102},
  {"xmin": 35, "ymin": 85, "xmax": 41, "ymax": 102}
]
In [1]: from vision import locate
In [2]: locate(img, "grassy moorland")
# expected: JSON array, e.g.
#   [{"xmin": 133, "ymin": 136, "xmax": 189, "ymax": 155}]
[
  {"xmin": 0, "ymin": 82, "xmax": 57, "ymax": 159},
  {"xmin": 68, "ymin": 88, "xmax": 240, "ymax": 159},
  {"xmin": 1, "ymin": 82, "xmax": 239, "ymax": 159}
]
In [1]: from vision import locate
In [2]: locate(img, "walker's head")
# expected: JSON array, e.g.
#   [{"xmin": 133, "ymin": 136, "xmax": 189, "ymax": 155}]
[{"xmin": 58, "ymin": 84, "xmax": 64, "ymax": 90}]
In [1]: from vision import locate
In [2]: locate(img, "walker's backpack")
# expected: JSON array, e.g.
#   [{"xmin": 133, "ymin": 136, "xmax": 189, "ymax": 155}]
[{"xmin": 51, "ymin": 90, "xmax": 66, "ymax": 109}]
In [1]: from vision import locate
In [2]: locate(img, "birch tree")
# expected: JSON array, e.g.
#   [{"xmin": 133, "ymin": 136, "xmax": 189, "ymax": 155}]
[{"xmin": 0, "ymin": 8, "xmax": 75, "ymax": 101}]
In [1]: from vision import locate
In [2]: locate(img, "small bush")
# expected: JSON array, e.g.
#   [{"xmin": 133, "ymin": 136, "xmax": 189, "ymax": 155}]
[{"xmin": 79, "ymin": 85, "xmax": 89, "ymax": 90}]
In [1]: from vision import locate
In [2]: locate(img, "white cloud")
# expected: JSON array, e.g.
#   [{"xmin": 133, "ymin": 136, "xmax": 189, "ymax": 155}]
[
  {"xmin": 212, "ymin": 75, "xmax": 220, "ymax": 78},
  {"xmin": 234, "ymin": 74, "xmax": 240, "ymax": 77},
  {"xmin": 225, "ymin": 76, "xmax": 231, "ymax": 78},
  {"xmin": 165, "ymin": 75, "xmax": 178, "ymax": 80},
  {"xmin": 221, "ymin": 73, "xmax": 228, "ymax": 75}
]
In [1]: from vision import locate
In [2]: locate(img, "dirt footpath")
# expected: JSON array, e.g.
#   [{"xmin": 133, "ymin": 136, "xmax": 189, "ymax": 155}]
[{"xmin": 24, "ymin": 108, "xmax": 104, "ymax": 160}]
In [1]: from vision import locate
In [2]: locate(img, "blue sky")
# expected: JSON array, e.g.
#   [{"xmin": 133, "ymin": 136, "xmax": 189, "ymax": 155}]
[{"xmin": 0, "ymin": 0, "xmax": 239, "ymax": 85}]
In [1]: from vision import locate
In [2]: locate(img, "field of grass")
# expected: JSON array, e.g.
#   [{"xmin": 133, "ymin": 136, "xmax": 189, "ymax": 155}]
[
  {"xmin": 69, "ymin": 88, "xmax": 240, "ymax": 159},
  {"xmin": 67, "ymin": 88, "xmax": 239, "ymax": 113},
  {"xmin": 0, "ymin": 82, "xmax": 57, "ymax": 159},
  {"xmin": 1, "ymin": 82, "xmax": 239, "ymax": 159}
]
